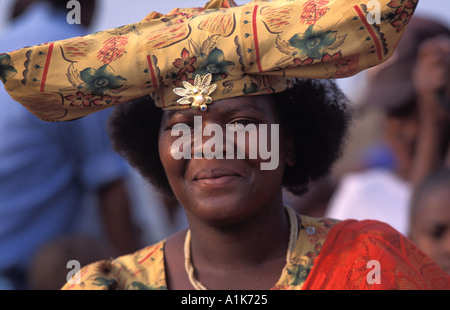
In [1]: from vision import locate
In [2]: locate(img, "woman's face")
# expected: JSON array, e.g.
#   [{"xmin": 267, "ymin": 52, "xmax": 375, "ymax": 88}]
[{"xmin": 158, "ymin": 95, "xmax": 293, "ymax": 226}]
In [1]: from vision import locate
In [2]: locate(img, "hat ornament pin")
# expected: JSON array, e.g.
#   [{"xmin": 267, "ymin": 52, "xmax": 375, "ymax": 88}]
[{"xmin": 173, "ymin": 73, "xmax": 217, "ymax": 111}]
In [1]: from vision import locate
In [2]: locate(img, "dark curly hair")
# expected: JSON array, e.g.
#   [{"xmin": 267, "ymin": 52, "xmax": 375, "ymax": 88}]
[{"xmin": 108, "ymin": 79, "xmax": 352, "ymax": 197}]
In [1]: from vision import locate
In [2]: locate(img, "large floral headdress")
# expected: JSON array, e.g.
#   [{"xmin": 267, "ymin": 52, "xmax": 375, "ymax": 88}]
[{"xmin": 0, "ymin": 0, "xmax": 418, "ymax": 121}]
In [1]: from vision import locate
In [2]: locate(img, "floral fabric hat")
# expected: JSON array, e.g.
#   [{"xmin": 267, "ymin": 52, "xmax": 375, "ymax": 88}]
[{"xmin": 0, "ymin": 0, "xmax": 418, "ymax": 121}]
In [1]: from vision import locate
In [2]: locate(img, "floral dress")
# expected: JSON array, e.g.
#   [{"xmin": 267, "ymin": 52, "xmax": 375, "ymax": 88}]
[{"xmin": 62, "ymin": 215, "xmax": 338, "ymax": 290}]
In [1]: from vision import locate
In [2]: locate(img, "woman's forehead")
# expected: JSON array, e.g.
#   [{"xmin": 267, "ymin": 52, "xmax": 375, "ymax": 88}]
[{"xmin": 164, "ymin": 95, "xmax": 275, "ymax": 118}]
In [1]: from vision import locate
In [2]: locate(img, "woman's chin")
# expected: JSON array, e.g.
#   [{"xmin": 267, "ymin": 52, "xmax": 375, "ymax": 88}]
[{"xmin": 185, "ymin": 194, "xmax": 256, "ymax": 227}]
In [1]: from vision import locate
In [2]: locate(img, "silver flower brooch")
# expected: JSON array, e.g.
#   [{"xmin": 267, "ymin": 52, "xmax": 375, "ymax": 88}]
[{"xmin": 173, "ymin": 73, "xmax": 217, "ymax": 111}]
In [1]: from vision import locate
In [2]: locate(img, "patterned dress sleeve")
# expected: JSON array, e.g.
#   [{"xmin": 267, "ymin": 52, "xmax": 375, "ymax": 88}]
[{"xmin": 62, "ymin": 241, "xmax": 167, "ymax": 290}]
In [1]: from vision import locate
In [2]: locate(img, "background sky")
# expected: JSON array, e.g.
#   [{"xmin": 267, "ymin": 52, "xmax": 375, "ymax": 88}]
[
  {"xmin": 0, "ymin": 0, "xmax": 449, "ymax": 100},
  {"xmin": 1, "ymin": 0, "xmax": 448, "ymax": 33}
]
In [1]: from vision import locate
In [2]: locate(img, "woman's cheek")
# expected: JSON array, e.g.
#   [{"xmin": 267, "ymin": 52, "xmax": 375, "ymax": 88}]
[{"xmin": 159, "ymin": 133, "xmax": 184, "ymax": 175}]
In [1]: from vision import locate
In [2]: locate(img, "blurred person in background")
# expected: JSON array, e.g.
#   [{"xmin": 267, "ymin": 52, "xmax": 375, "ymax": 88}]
[
  {"xmin": 28, "ymin": 235, "xmax": 111, "ymax": 290},
  {"xmin": 126, "ymin": 171, "xmax": 187, "ymax": 246},
  {"xmin": 0, "ymin": 0, "xmax": 139, "ymax": 289},
  {"xmin": 409, "ymin": 168, "xmax": 450, "ymax": 275},
  {"xmin": 325, "ymin": 16, "xmax": 450, "ymax": 236},
  {"xmin": 407, "ymin": 32, "xmax": 450, "ymax": 273}
]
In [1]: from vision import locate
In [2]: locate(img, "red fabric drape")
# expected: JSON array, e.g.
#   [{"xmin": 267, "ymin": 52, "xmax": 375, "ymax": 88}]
[{"xmin": 303, "ymin": 220, "xmax": 450, "ymax": 290}]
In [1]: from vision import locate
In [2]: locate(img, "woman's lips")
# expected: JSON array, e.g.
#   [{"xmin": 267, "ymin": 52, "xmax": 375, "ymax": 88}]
[
  {"xmin": 194, "ymin": 175, "xmax": 241, "ymax": 186},
  {"xmin": 192, "ymin": 169, "xmax": 242, "ymax": 187}
]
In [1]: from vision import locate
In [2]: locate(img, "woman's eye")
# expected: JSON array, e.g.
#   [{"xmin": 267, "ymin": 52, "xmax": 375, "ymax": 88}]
[
  {"xmin": 169, "ymin": 122, "xmax": 194, "ymax": 131},
  {"xmin": 231, "ymin": 119, "xmax": 257, "ymax": 127}
]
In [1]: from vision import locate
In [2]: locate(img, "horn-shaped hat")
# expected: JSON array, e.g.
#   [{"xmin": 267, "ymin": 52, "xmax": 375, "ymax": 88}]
[{"xmin": 0, "ymin": 0, "xmax": 419, "ymax": 121}]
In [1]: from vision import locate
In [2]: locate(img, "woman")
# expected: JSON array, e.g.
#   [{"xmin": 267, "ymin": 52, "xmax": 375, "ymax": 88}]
[
  {"xmin": 1, "ymin": 0, "xmax": 448, "ymax": 289},
  {"xmin": 100, "ymin": 79, "xmax": 349, "ymax": 290}
]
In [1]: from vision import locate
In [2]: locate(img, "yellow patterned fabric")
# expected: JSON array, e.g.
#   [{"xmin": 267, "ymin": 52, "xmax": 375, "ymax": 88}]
[
  {"xmin": 62, "ymin": 214, "xmax": 449, "ymax": 290},
  {"xmin": 0, "ymin": 0, "xmax": 418, "ymax": 121},
  {"xmin": 61, "ymin": 215, "xmax": 338, "ymax": 290}
]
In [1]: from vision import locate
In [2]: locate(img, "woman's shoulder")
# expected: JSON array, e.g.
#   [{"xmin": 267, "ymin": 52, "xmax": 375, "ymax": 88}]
[
  {"xmin": 62, "ymin": 241, "xmax": 167, "ymax": 290},
  {"xmin": 297, "ymin": 215, "xmax": 413, "ymax": 257}
]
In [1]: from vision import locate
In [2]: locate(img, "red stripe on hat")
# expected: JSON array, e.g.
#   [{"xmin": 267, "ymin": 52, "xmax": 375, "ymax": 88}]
[
  {"xmin": 147, "ymin": 54, "xmax": 158, "ymax": 89},
  {"xmin": 252, "ymin": 5, "xmax": 263, "ymax": 73},
  {"xmin": 40, "ymin": 43, "xmax": 55, "ymax": 92},
  {"xmin": 146, "ymin": 54, "xmax": 165, "ymax": 108},
  {"xmin": 353, "ymin": 5, "xmax": 383, "ymax": 61}
]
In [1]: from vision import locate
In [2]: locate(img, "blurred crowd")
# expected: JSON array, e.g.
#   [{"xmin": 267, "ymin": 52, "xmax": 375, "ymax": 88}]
[
  {"xmin": 0, "ymin": 0, "xmax": 187, "ymax": 290},
  {"xmin": 285, "ymin": 13, "xmax": 450, "ymax": 275},
  {"xmin": 0, "ymin": 0, "xmax": 448, "ymax": 290}
]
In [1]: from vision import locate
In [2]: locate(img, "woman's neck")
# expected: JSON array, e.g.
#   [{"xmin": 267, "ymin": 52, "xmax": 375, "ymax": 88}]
[
  {"xmin": 191, "ymin": 207, "xmax": 288, "ymax": 263},
  {"xmin": 184, "ymin": 197, "xmax": 292, "ymax": 289}
]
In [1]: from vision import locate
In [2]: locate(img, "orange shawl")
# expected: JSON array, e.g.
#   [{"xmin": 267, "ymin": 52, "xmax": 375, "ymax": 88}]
[{"xmin": 303, "ymin": 220, "xmax": 450, "ymax": 290}]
